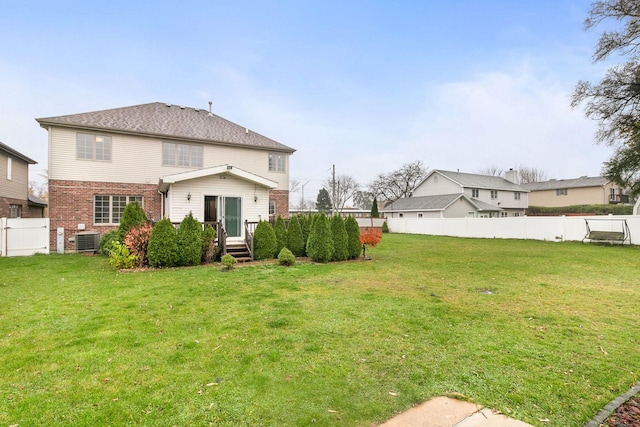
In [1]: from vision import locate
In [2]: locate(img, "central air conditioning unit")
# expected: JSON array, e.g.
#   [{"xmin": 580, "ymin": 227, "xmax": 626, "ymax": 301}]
[{"xmin": 75, "ymin": 231, "xmax": 101, "ymax": 253}]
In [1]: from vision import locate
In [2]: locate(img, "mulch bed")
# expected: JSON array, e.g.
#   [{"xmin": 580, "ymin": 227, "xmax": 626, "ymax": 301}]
[{"xmin": 605, "ymin": 396, "xmax": 640, "ymax": 426}]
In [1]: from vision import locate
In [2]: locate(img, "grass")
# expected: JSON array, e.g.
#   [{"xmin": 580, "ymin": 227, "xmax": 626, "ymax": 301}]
[{"xmin": 0, "ymin": 234, "xmax": 638, "ymax": 426}]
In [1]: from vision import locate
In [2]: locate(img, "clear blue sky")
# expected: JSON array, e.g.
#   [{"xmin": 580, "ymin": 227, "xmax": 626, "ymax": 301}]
[{"xmin": 0, "ymin": 0, "xmax": 615, "ymax": 204}]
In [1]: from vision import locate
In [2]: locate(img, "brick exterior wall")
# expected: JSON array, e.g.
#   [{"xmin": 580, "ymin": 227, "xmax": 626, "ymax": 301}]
[
  {"xmin": 49, "ymin": 180, "xmax": 162, "ymax": 252},
  {"xmin": 269, "ymin": 189, "xmax": 289, "ymax": 219},
  {"xmin": 0, "ymin": 197, "xmax": 44, "ymax": 218}
]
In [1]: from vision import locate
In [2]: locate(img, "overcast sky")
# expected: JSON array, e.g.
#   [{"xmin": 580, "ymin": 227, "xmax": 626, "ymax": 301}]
[{"xmin": 0, "ymin": 0, "xmax": 617, "ymax": 204}]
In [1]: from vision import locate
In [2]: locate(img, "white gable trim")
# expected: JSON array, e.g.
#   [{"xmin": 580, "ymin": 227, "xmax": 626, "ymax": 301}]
[{"xmin": 158, "ymin": 164, "xmax": 278, "ymax": 192}]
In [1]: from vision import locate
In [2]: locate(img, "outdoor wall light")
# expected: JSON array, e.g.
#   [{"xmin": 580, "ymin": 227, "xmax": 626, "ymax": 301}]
[
  {"xmin": 254, "ymin": 195, "xmax": 258, "ymax": 202},
  {"xmin": 187, "ymin": 192, "xmax": 191, "ymax": 201}
]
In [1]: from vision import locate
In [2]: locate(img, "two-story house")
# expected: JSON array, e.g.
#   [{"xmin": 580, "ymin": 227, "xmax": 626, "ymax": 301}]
[
  {"xmin": 0, "ymin": 141, "xmax": 46, "ymax": 218},
  {"xmin": 383, "ymin": 169, "xmax": 528, "ymax": 218},
  {"xmin": 37, "ymin": 102, "xmax": 295, "ymax": 252},
  {"xmin": 522, "ymin": 176, "xmax": 633, "ymax": 207}
]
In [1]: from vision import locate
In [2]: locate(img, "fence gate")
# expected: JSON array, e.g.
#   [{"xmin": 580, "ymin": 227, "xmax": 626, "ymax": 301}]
[{"xmin": 0, "ymin": 217, "xmax": 50, "ymax": 257}]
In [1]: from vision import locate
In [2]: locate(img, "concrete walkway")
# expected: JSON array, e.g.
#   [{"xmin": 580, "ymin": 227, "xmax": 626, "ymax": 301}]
[{"xmin": 380, "ymin": 396, "xmax": 535, "ymax": 427}]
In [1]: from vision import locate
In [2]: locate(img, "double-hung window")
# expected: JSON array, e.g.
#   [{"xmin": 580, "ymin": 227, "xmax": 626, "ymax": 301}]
[
  {"xmin": 77, "ymin": 133, "xmax": 111, "ymax": 161},
  {"xmin": 556, "ymin": 188, "xmax": 568, "ymax": 196},
  {"xmin": 162, "ymin": 142, "xmax": 203, "ymax": 167},
  {"xmin": 268, "ymin": 153, "xmax": 286, "ymax": 172},
  {"xmin": 514, "ymin": 192, "xmax": 521, "ymax": 200},
  {"xmin": 471, "ymin": 188, "xmax": 479, "ymax": 198},
  {"xmin": 490, "ymin": 190, "xmax": 498, "ymax": 199},
  {"xmin": 94, "ymin": 196, "xmax": 143, "ymax": 225}
]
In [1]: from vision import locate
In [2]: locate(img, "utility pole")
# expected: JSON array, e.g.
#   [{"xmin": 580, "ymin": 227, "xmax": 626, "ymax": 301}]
[
  {"xmin": 332, "ymin": 164, "xmax": 336, "ymax": 216},
  {"xmin": 300, "ymin": 180, "xmax": 310, "ymax": 211}
]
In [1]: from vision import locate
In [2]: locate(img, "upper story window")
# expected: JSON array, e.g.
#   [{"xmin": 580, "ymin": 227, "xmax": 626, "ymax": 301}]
[
  {"xmin": 514, "ymin": 192, "xmax": 521, "ymax": 200},
  {"xmin": 77, "ymin": 133, "xmax": 111, "ymax": 161},
  {"xmin": 95, "ymin": 196, "xmax": 143, "ymax": 225},
  {"xmin": 556, "ymin": 188, "xmax": 568, "ymax": 196},
  {"xmin": 269, "ymin": 153, "xmax": 286, "ymax": 172},
  {"xmin": 490, "ymin": 190, "xmax": 498, "ymax": 199},
  {"xmin": 163, "ymin": 142, "xmax": 203, "ymax": 167},
  {"xmin": 471, "ymin": 188, "xmax": 479, "ymax": 198}
]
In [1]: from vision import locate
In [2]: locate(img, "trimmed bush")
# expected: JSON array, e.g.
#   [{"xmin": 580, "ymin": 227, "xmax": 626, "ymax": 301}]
[
  {"xmin": 202, "ymin": 224, "xmax": 218, "ymax": 263},
  {"xmin": 381, "ymin": 221, "xmax": 389, "ymax": 233},
  {"xmin": 108, "ymin": 241, "xmax": 137, "ymax": 269},
  {"xmin": 274, "ymin": 215, "xmax": 287, "ymax": 254},
  {"xmin": 221, "ymin": 254, "xmax": 237, "ymax": 270},
  {"xmin": 176, "ymin": 212, "xmax": 203, "ymax": 266},
  {"xmin": 278, "ymin": 247, "xmax": 296, "ymax": 266},
  {"xmin": 286, "ymin": 216, "xmax": 305, "ymax": 257},
  {"xmin": 306, "ymin": 213, "xmax": 333, "ymax": 263},
  {"xmin": 147, "ymin": 218, "xmax": 179, "ymax": 268},
  {"xmin": 99, "ymin": 229, "xmax": 119, "ymax": 256},
  {"xmin": 118, "ymin": 201, "xmax": 147, "ymax": 242},
  {"xmin": 330, "ymin": 215, "xmax": 349, "ymax": 261},
  {"xmin": 299, "ymin": 215, "xmax": 310, "ymax": 255},
  {"xmin": 254, "ymin": 220, "xmax": 277, "ymax": 260},
  {"xmin": 123, "ymin": 223, "xmax": 152, "ymax": 267},
  {"xmin": 345, "ymin": 216, "xmax": 361, "ymax": 259}
]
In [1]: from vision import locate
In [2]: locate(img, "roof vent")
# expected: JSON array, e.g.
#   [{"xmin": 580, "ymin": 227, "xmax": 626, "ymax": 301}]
[
  {"xmin": 180, "ymin": 106, "xmax": 185, "ymax": 109},
  {"xmin": 165, "ymin": 103, "xmax": 171, "ymax": 107},
  {"xmin": 194, "ymin": 108, "xmax": 200, "ymax": 112}
]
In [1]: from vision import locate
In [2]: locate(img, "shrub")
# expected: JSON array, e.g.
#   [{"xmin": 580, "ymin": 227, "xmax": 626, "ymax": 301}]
[
  {"xmin": 147, "ymin": 218, "xmax": 179, "ymax": 268},
  {"xmin": 286, "ymin": 216, "xmax": 305, "ymax": 257},
  {"xmin": 108, "ymin": 241, "xmax": 137, "ymax": 269},
  {"xmin": 278, "ymin": 247, "xmax": 296, "ymax": 266},
  {"xmin": 202, "ymin": 224, "xmax": 218, "ymax": 263},
  {"xmin": 123, "ymin": 223, "xmax": 152, "ymax": 267},
  {"xmin": 306, "ymin": 213, "xmax": 333, "ymax": 263},
  {"xmin": 360, "ymin": 227, "xmax": 382, "ymax": 257},
  {"xmin": 177, "ymin": 212, "xmax": 203, "ymax": 266},
  {"xmin": 274, "ymin": 215, "xmax": 287, "ymax": 254},
  {"xmin": 118, "ymin": 201, "xmax": 147, "ymax": 242},
  {"xmin": 345, "ymin": 216, "xmax": 361, "ymax": 260},
  {"xmin": 381, "ymin": 221, "xmax": 389, "ymax": 233},
  {"xmin": 254, "ymin": 220, "xmax": 277, "ymax": 260},
  {"xmin": 99, "ymin": 229, "xmax": 119, "ymax": 256},
  {"xmin": 299, "ymin": 215, "xmax": 310, "ymax": 255},
  {"xmin": 221, "ymin": 253, "xmax": 237, "ymax": 270},
  {"xmin": 330, "ymin": 215, "xmax": 349, "ymax": 261}
]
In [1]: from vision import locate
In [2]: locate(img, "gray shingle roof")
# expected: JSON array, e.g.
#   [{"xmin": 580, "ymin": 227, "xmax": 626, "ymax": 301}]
[
  {"xmin": 433, "ymin": 170, "xmax": 528, "ymax": 192},
  {"xmin": 521, "ymin": 176, "xmax": 607, "ymax": 191},
  {"xmin": 36, "ymin": 102, "xmax": 295, "ymax": 153},
  {"xmin": 383, "ymin": 193, "xmax": 501, "ymax": 212},
  {"xmin": 0, "ymin": 141, "xmax": 37, "ymax": 164}
]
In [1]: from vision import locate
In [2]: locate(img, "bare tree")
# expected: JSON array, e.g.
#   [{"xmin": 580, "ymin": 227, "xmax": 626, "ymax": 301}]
[
  {"xmin": 476, "ymin": 166, "xmax": 504, "ymax": 176},
  {"xmin": 368, "ymin": 160, "xmax": 428, "ymax": 202},
  {"xmin": 322, "ymin": 174, "xmax": 359, "ymax": 212},
  {"xmin": 516, "ymin": 165, "xmax": 548, "ymax": 183},
  {"xmin": 353, "ymin": 190, "xmax": 374, "ymax": 210},
  {"xmin": 289, "ymin": 179, "xmax": 301, "ymax": 193}
]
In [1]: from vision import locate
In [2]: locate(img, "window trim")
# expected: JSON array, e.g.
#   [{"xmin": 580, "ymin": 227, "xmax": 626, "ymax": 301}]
[
  {"xmin": 556, "ymin": 188, "xmax": 568, "ymax": 196},
  {"xmin": 77, "ymin": 133, "xmax": 112, "ymax": 161},
  {"xmin": 268, "ymin": 152, "xmax": 286, "ymax": 173},
  {"xmin": 162, "ymin": 142, "xmax": 203, "ymax": 168},
  {"xmin": 490, "ymin": 190, "xmax": 498, "ymax": 199},
  {"xmin": 94, "ymin": 195, "xmax": 143, "ymax": 225},
  {"xmin": 514, "ymin": 191, "xmax": 521, "ymax": 200},
  {"xmin": 471, "ymin": 188, "xmax": 479, "ymax": 198},
  {"xmin": 9, "ymin": 204, "xmax": 21, "ymax": 218}
]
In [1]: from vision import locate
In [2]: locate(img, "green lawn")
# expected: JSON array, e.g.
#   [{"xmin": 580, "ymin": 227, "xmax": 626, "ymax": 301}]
[{"xmin": 1, "ymin": 234, "xmax": 638, "ymax": 426}]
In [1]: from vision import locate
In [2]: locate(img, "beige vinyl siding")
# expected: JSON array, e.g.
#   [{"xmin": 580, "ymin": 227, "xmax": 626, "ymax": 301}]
[
  {"xmin": 528, "ymin": 186, "xmax": 608, "ymax": 207},
  {"xmin": 48, "ymin": 126, "xmax": 290, "ymax": 189},
  {"xmin": 443, "ymin": 197, "xmax": 477, "ymax": 218},
  {"xmin": 412, "ymin": 174, "xmax": 460, "ymax": 196},
  {"xmin": 0, "ymin": 152, "xmax": 29, "ymax": 199},
  {"xmin": 167, "ymin": 174, "xmax": 270, "ymax": 225}
]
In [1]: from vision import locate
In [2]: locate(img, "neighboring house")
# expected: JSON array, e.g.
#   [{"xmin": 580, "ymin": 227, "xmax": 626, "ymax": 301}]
[
  {"xmin": 522, "ymin": 176, "xmax": 633, "ymax": 207},
  {"xmin": 383, "ymin": 169, "xmax": 528, "ymax": 218},
  {"xmin": 37, "ymin": 102, "xmax": 295, "ymax": 252},
  {"xmin": 0, "ymin": 141, "xmax": 46, "ymax": 218}
]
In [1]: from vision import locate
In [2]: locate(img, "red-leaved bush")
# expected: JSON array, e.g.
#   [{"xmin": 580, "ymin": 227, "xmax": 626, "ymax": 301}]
[
  {"xmin": 124, "ymin": 223, "xmax": 152, "ymax": 267},
  {"xmin": 359, "ymin": 227, "xmax": 382, "ymax": 257}
]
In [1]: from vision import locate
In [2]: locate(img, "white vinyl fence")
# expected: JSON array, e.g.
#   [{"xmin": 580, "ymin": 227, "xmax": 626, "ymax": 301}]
[
  {"xmin": 0, "ymin": 217, "xmax": 50, "ymax": 257},
  {"xmin": 386, "ymin": 215, "xmax": 640, "ymax": 244}
]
